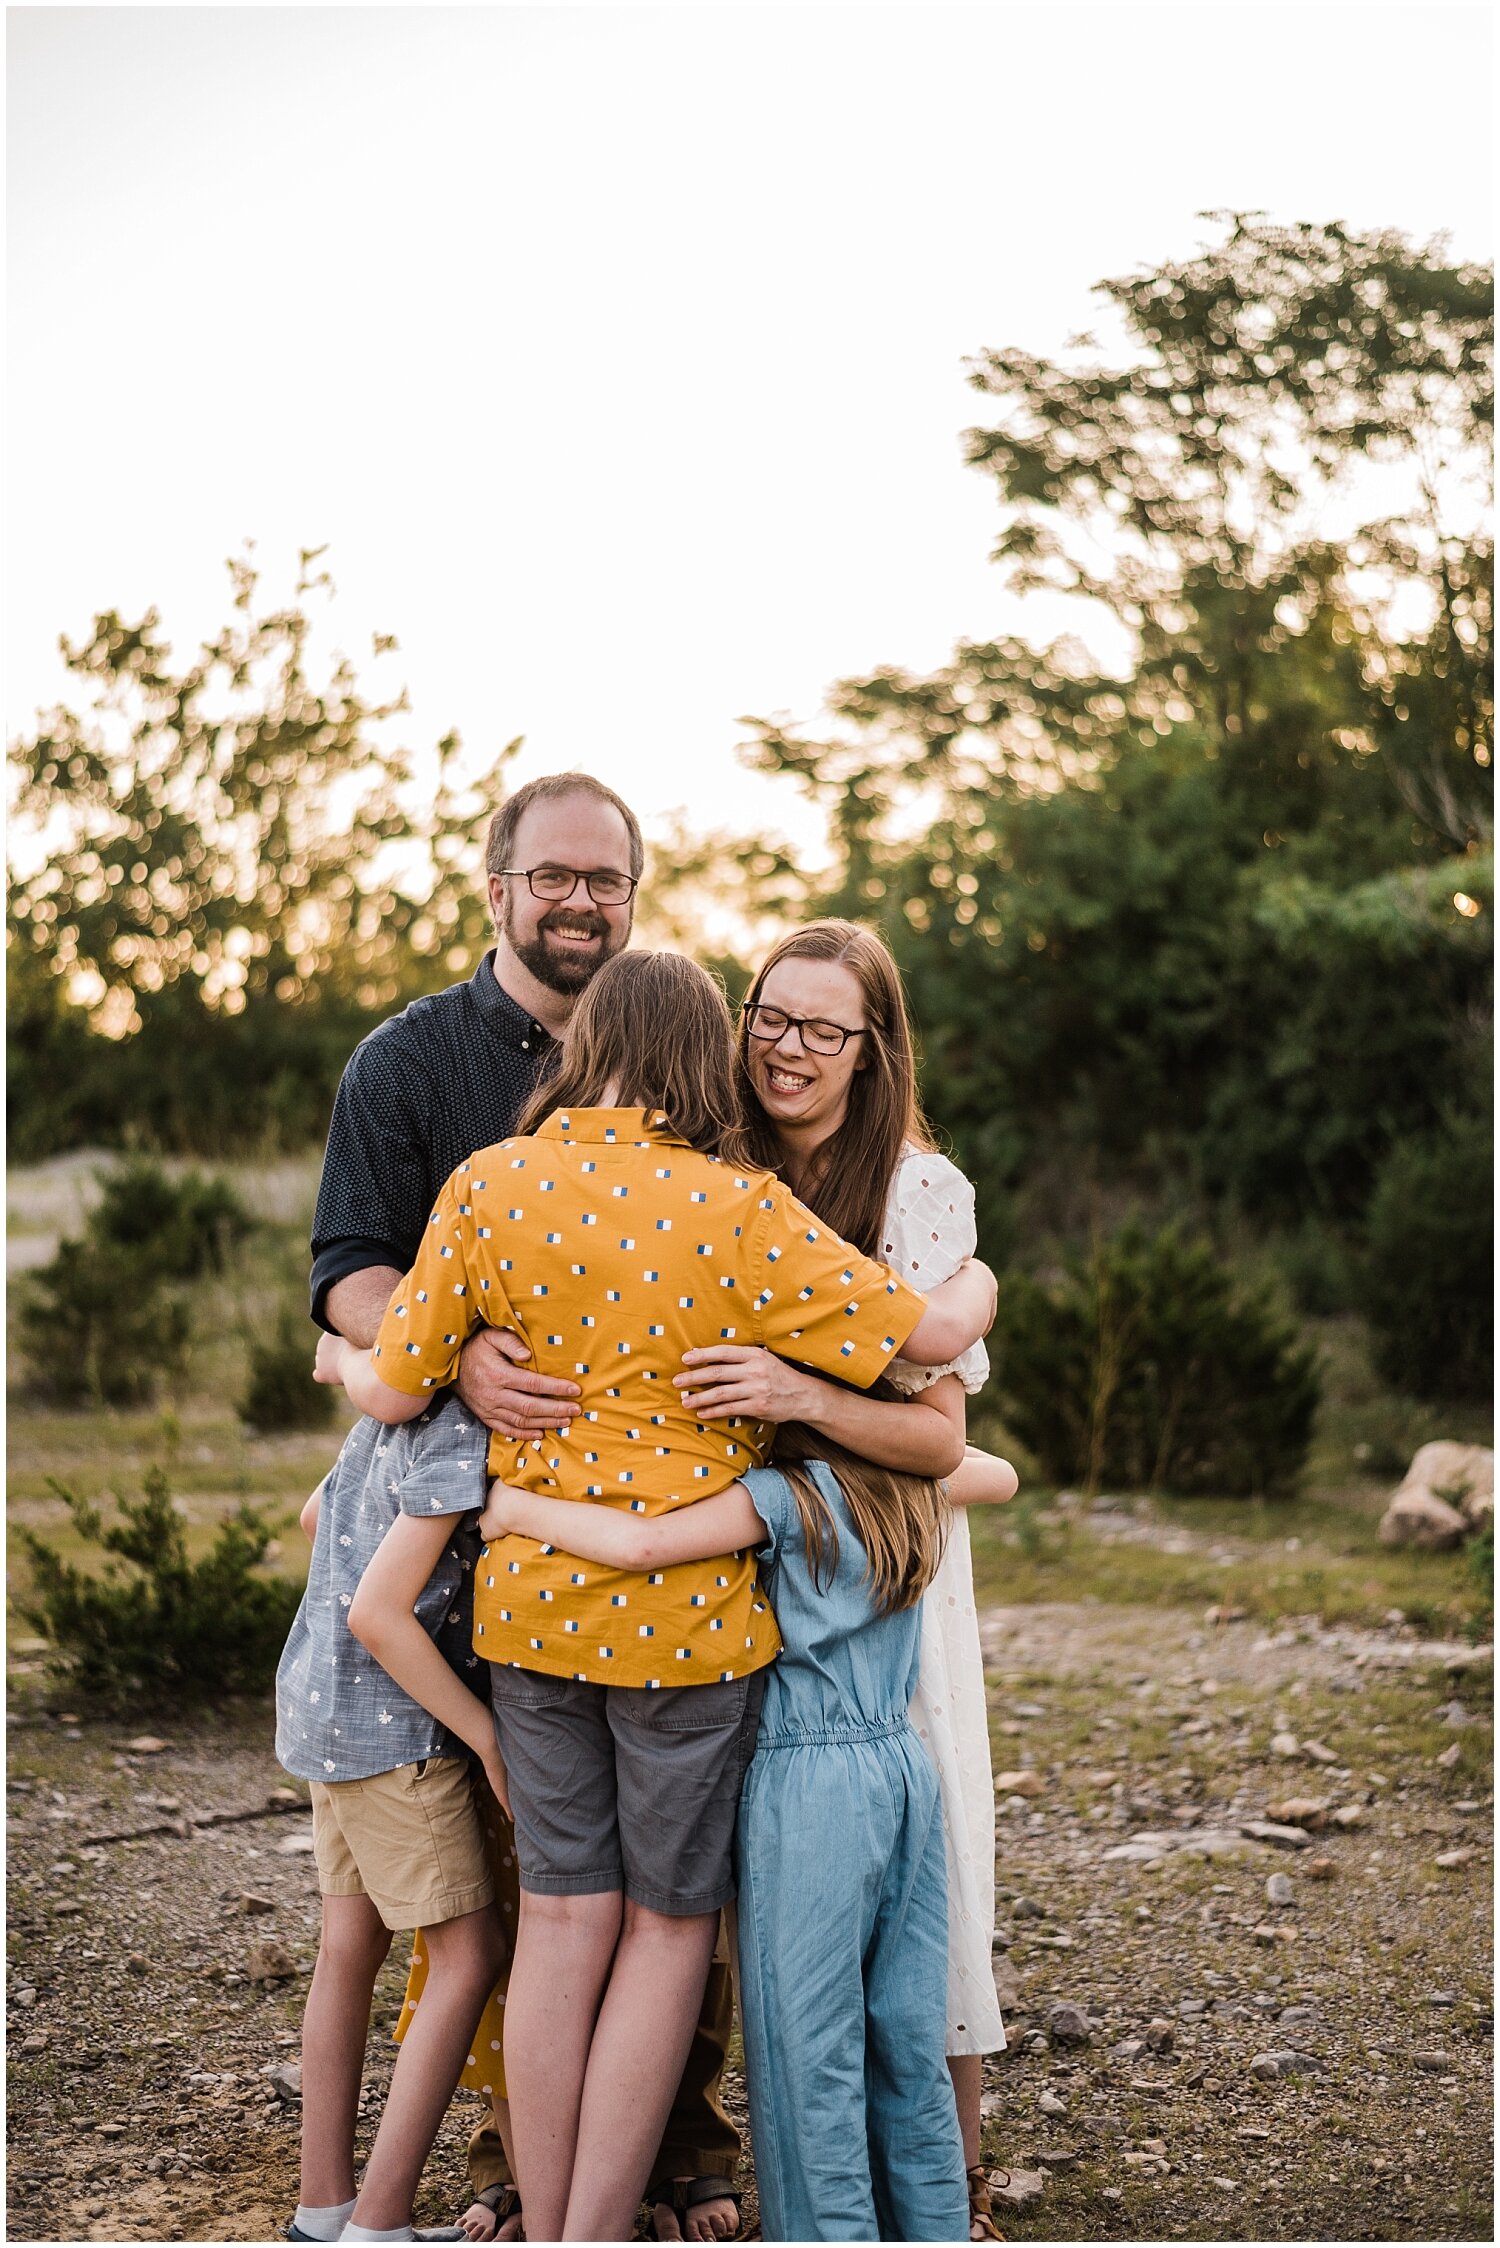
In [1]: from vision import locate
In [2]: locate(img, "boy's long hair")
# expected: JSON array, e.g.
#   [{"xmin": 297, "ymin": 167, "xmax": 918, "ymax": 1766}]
[
  {"xmin": 517, "ymin": 950, "xmax": 758, "ymax": 1165},
  {"xmin": 771, "ymin": 1391, "xmax": 950, "ymax": 1617},
  {"xmin": 736, "ymin": 920, "xmax": 934, "ymax": 1258}
]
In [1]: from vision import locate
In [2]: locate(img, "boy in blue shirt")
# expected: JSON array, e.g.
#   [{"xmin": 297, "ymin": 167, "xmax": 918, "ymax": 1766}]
[{"xmin": 277, "ymin": 1394, "xmax": 508, "ymax": 2243}]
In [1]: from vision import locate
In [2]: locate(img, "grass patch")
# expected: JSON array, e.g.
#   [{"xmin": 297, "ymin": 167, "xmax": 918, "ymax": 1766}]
[
  {"xmin": 966, "ymin": 1502, "xmax": 1482, "ymax": 1635},
  {"xmin": 968, "ymin": 1334, "xmax": 1489, "ymax": 1636},
  {"xmin": 6, "ymin": 1159, "xmax": 342, "ymax": 1655}
]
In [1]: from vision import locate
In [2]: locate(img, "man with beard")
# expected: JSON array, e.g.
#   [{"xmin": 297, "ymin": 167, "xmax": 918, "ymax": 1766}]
[
  {"xmin": 310, "ymin": 772, "xmax": 744, "ymax": 2243},
  {"xmin": 311, "ymin": 772, "xmax": 639, "ymax": 1360}
]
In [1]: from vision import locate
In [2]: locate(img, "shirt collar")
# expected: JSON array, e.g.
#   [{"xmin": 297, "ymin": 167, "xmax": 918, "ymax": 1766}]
[
  {"xmin": 472, "ymin": 950, "xmax": 556, "ymax": 1055},
  {"xmin": 533, "ymin": 1106, "xmax": 688, "ymax": 1147}
]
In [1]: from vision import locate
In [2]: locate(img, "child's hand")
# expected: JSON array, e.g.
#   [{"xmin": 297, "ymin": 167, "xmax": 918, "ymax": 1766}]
[
  {"xmin": 480, "ymin": 1743, "xmax": 513, "ymax": 1821},
  {"xmin": 313, "ymin": 1331, "xmax": 349, "ymax": 1387},
  {"xmin": 478, "ymin": 1479, "xmax": 528, "ymax": 1543}
]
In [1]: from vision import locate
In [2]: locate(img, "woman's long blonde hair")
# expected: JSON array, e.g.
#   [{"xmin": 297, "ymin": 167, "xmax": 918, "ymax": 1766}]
[
  {"xmin": 737, "ymin": 919, "xmax": 933, "ymax": 1258},
  {"xmin": 771, "ymin": 1392, "xmax": 950, "ymax": 1617}
]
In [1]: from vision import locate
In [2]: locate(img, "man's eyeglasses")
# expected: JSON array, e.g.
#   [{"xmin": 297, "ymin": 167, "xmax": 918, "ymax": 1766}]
[
  {"xmin": 742, "ymin": 1002, "xmax": 868, "ymax": 1057},
  {"xmin": 499, "ymin": 865, "xmax": 638, "ymax": 907}
]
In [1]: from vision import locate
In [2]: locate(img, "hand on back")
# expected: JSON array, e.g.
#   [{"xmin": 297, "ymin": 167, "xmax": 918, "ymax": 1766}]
[
  {"xmin": 457, "ymin": 1326, "xmax": 581, "ymax": 1436},
  {"xmin": 674, "ymin": 1345, "xmax": 814, "ymax": 1423}
]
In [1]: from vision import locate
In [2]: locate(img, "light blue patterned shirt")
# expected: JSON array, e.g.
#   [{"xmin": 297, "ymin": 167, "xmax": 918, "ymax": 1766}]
[{"xmin": 276, "ymin": 1394, "xmax": 489, "ymax": 1783}]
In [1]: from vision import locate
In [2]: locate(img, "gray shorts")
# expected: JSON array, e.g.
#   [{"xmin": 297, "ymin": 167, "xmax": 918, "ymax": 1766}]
[{"xmin": 489, "ymin": 1665, "xmax": 764, "ymax": 1916}]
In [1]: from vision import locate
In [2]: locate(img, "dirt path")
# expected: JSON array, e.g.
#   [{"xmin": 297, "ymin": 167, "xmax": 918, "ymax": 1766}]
[{"xmin": 6, "ymin": 1601, "xmax": 1491, "ymax": 2243}]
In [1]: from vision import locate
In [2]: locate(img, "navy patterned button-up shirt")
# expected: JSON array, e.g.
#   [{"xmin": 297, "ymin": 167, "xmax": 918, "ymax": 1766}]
[{"xmin": 310, "ymin": 951, "xmax": 558, "ymax": 1331}]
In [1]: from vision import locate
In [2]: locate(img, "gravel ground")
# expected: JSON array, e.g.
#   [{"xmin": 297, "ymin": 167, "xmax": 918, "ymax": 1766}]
[
  {"xmin": 975, "ymin": 1603, "xmax": 1492, "ymax": 2243},
  {"xmin": 5, "ymin": 1699, "xmax": 751, "ymax": 2247},
  {"xmin": 6, "ymin": 1599, "xmax": 1492, "ymax": 2245}
]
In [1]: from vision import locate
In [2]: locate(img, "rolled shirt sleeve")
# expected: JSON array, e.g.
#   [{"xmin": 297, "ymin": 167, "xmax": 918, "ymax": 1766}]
[
  {"xmin": 398, "ymin": 1436, "xmax": 489, "ymax": 1518},
  {"xmin": 748, "ymin": 1180, "xmax": 927, "ymax": 1387},
  {"xmin": 373, "ymin": 1162, "xmax": 511, "ymax": 1394},
  {"xmin": 310, "ymin": 1029, "xmax": 443, "ymax": 1330}
]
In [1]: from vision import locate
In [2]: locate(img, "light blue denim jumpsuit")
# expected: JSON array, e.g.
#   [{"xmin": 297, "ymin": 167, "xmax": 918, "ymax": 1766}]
[{"xmin": 735, "ymin": 1463, "xmax": 967, "ymax": 2243}]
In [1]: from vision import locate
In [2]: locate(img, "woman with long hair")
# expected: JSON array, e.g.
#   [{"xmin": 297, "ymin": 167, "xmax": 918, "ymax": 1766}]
[{"xmin": 668, "ymin": 920, "xmax": 1014, "ymax": 2243}]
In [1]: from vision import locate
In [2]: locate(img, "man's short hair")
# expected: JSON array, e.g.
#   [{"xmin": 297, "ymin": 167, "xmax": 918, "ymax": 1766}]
[{"xmin": 485, "ymin": 773, "xmax": 645, "ymax": 883}]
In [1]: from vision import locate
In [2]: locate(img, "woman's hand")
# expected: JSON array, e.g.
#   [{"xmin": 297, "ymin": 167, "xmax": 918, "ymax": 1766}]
[{"xmin": 674, "ymin": 1346, "xmax": 816, "ymax": 1422}]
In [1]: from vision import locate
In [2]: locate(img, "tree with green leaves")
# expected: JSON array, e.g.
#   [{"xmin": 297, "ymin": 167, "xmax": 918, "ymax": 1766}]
[
  {"xmin": 8, "ymin": 550, "xmax": 516, "ymax": 1151},
  {"xmin": 748, "ymin": 215, "xmax": 1490, "ymax": 853},
  {"xmin": 740, "ymin": 217, "xmax": 1492, "ymax": 1398}
]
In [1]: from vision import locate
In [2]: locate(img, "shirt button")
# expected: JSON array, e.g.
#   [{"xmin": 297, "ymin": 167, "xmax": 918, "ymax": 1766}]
[{"xmin": 522, "ymin": 1041, "xmax": 529, "ymax": 1051}]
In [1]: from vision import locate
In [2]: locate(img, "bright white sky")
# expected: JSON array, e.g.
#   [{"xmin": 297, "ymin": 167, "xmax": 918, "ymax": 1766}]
[{"xmin": 8, "ymin": 2, "xmax": 1495, "ymax": 881}]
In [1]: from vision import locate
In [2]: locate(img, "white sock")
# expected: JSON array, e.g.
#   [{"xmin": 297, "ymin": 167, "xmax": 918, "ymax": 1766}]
[
  {"xmin": 292, "ymin": 2204, "xmax": 357, "ymax": 2242},
  {"xmin": 339, "ymin": 2227, "xmax": 415, "ymax": 2243}
]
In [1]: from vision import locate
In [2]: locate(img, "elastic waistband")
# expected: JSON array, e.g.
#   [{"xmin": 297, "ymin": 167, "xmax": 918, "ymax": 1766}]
[{"xmin": 754, "ymin": 1715, "xmax": 913, "ymax": 1751}]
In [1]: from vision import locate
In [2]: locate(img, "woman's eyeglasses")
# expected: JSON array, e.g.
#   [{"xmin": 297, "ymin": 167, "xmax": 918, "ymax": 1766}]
[
  {"xmin": 742, "ymin": 1002, "xmax": 867, "ymax": 1057},
  {"xmin": 499, "ymin": 865, "xmax": 638, "ymax": 906}
]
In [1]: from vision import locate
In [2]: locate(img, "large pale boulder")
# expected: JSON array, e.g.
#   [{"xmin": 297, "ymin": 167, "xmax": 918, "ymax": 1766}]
[
  {"xmin": 1380, "ymin": 1442, "xmax": 1494, "ymax": 1546},
  {"xmin": 1401, "ymin": 1441, "xmax": 1494, "ymax": 1529},
  {"xmin": 1379, "ymin": 1485, "xmax": 1469, "ymax": 1551}
]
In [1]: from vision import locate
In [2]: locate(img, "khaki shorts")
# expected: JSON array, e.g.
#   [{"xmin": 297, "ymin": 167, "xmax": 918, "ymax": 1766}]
[{"xmin": 310, "ymin": 1756, "xmax": 495, "ymax": 1931}]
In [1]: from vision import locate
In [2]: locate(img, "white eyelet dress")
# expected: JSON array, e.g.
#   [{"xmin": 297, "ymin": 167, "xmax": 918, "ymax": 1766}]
[{"xmin": 883, "ymin": 1145, "xmax": 1006, "ymax": 2057}]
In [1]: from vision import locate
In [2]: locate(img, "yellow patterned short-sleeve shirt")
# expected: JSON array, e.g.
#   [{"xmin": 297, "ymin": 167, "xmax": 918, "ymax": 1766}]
[{"xmin": 372, "ymin": 1107, "xmax": 928, "ymax": 1688}]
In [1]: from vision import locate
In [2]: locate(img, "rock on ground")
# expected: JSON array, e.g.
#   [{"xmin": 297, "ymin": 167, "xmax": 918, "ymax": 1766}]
[
  {"xmin": 1402, "ymin": 1442, "xmax": 1494, "ymax": 1529},
  {"xmin": 1379, "ymin": 1486, "xmax": 1470, "ymax": 1551},
  {"xmin": 1381, "ymin": 1442, "xmax": 1494, "ymax": 1546}
]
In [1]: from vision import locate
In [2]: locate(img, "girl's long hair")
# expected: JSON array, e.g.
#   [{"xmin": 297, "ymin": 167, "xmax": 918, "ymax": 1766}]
[
  {"xmin": 517, "ymin": 950, "xmax": 757, "ymax": 1165},
  {"xmin": 737, "ymin": 920, "xmax": 933, "ymax": 1258},
  {"xmin": 770, "ymin": 1394, "xmax": 950, "ymax": 1617}
]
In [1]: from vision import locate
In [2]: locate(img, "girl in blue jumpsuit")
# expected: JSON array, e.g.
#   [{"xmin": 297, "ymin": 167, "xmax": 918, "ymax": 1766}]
[{"xmin": 732, "ymin": 1456, "xmax": 966, "ymax": 2243}]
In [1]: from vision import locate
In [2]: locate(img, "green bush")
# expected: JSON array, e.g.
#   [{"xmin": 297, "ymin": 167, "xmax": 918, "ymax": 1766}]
[
  {"xmin": 240, "ymin": 1309, "xmax": 337, "ymax": 1433},
  {"xmin": 15, "ymin": 1469, "xmax": 302, "ymax": 1708},
  {"xmin": 1268, "ymin": 1218, "xmax": 1363, "ymax": 1319},
  {"xmin": 15, "ymin": 1156, "xmax": 258, "ymax": 1407},
  {"xmin": 92, "ymin": 1156, "xmax": 254, "ymax": 1279},
  {"xmin": 991, "ymin": 1222, "xmax": 1321, "ymax": 1497},
  {"xmin": 1364, "ymin": 1111, "xmax": 1493, "ymax": 1402},
  {"xmin": 17, "ymin": 1237, "xmax": 190, "ymax": 1406},
  {"xmin": 1465, "ymin": 1520, "xmax": 1493, "ymax": 1645}
]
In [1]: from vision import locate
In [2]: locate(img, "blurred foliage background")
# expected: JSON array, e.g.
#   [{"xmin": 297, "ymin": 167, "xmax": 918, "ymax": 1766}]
[{"xmin": 10, "ymin": 217, "xmax": 1494, "ymax": 1442}]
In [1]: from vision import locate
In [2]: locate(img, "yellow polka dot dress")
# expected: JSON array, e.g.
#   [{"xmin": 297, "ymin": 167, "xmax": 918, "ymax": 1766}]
[{"xmin": 396, "ymin": 1776, "xmax": 515, "ymax": 2095}]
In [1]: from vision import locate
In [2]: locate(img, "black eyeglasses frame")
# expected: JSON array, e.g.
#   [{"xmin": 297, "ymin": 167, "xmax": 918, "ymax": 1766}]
[
  {"xmin": 741, "ymin": 1001, "xmax": 869, "ymax": 1057},
  {"xmin": 497, "ymin": 866, "xmax": 639, "ymax": 906}
]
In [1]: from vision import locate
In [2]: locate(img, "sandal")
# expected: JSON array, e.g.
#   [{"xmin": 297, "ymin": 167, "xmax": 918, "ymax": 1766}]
[
  {"xmin": 967, "ymin": 2164, "xmax": 1006, "ymax": 2242},
  {"xmin": 645, "ymin": 2175, "xmax": 743, "ymax": 2242},
  {"xmin": 465, "ymin": 2183, "xmax": 523, "ymax": 2241}
]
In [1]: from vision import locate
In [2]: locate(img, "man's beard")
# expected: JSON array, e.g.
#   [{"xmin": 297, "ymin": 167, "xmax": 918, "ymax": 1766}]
[{"xmin": 502, "ymin": 895, "xmax": 626, "ymax": 996}]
